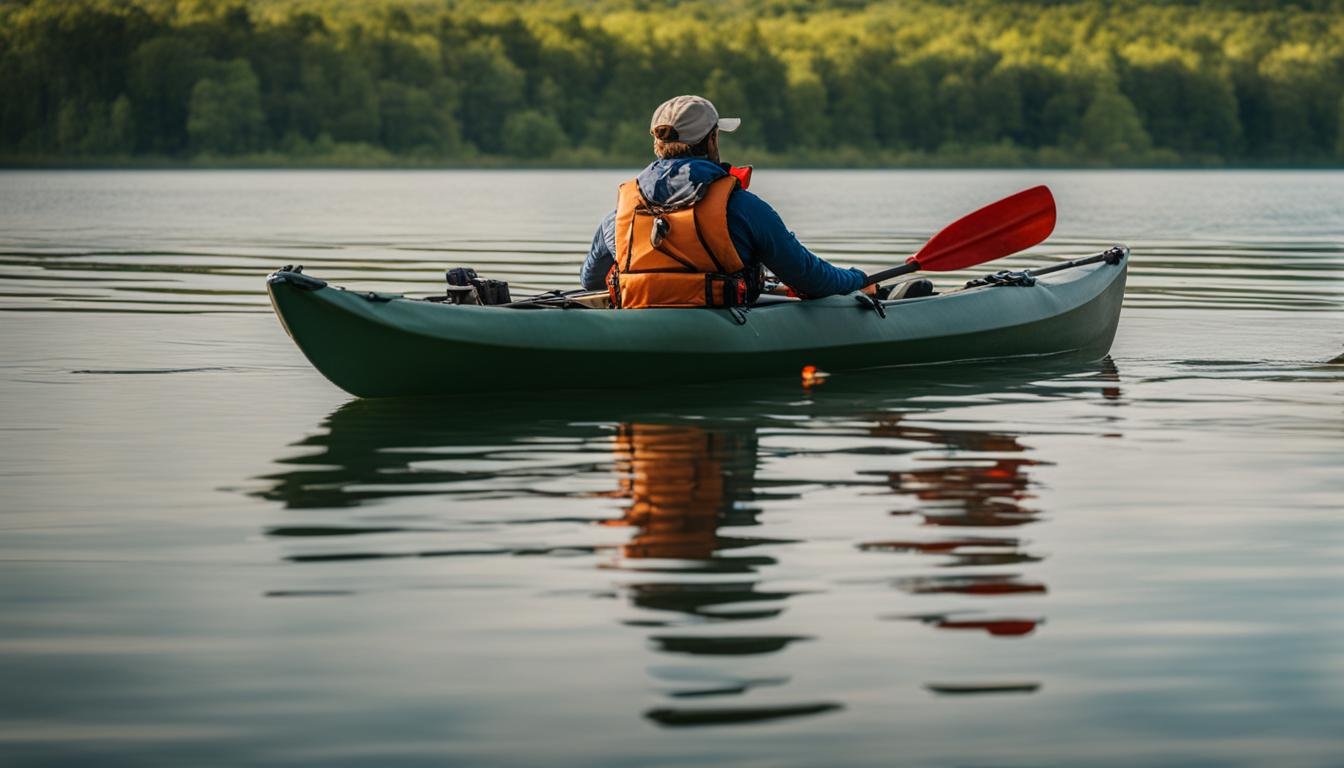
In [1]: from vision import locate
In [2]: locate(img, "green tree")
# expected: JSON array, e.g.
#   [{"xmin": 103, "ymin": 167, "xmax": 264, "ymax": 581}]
[
  {"xmin": 780, "ymin": 53, "xmax": 828, "ymax": 149},
  {"xmin": 327, "ymin": 58, "xmax": 382, "ymax": 144},
  {"xmin": 1337, "ymin": 95, "xmax": 1344, "ymax": 160},
  {"xmin": 65, "ymin": 97, "xmax": 135, "ymax": 155},
  {"xmin": 501, "ymin": 109, "xmax": 567, "ymax": 158},
  {"xmin": 187, "ymin": 59, "xmax": 265, "ymax": 154},
  {"xmin": 1256, "ymin": 42, "xmax": 1337, "ymax": 160},
  {"xmin": 1079, "ymin": 88, "xmax": 1152, "ymax": 160},
  {"xmin": 109, "ymin": 95, "xmax": 135, "ymax": 153},
  {"xmin": 129, "ymin": 36, "xmax": 214, "ymax": 153},
  {"xmin": 56, "ymin": 101, "xmax": 84, "ymax": 153},
  {"xmin": 456, "ymin": 37, "xmax": 525, "ymax": 153},
  {"xmin": 1120, "ymin": 51, "xmax": 1241, "ymax": 156},
  {"xmin": 378, "ymin": 80, "xmax": 460, "ymax": 153}
]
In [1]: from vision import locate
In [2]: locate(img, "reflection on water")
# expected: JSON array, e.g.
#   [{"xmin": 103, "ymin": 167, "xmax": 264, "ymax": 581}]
[
  {"xmin": 3, "ymin": 170, "xmax": 1343, "ymax": 764},
  {"xmin": 600, "ymin": 423, "xmax": 837, "ymax": 724},
  {"xmin": 255, "ymin": 361, "xmax": 1128, "ymax": 726},
  {"xmin": 599, "ymin": 424, "xmax": 761, "ymax": 564}
]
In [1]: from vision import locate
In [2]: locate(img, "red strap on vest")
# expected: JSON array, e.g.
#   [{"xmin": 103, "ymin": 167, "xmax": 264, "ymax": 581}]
[{"xmin": 727, "ymin": 165, "xmax": 752, "ymax": 190}]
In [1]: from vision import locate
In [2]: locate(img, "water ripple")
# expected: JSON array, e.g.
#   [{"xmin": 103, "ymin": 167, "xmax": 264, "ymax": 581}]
[{"xmin": 2, "ymin": 172, "xmax": 1339, "ymax": 314}]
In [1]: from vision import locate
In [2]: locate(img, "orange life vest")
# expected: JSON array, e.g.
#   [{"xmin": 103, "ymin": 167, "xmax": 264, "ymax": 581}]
[{"xmin": 609, "ymin": 173, "xmax": 755, "ymax": 309}]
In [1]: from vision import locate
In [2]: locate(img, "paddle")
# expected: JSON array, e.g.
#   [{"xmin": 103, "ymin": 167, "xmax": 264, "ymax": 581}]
[{"xmin": 862, "ymin": 185, "xmax": 1056, "ymax": 288}]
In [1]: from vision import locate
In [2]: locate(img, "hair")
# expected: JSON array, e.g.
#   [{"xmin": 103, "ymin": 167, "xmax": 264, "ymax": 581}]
[{"xmin": 652, "ymin": 125, "xmax": 716, "ymax": 159}]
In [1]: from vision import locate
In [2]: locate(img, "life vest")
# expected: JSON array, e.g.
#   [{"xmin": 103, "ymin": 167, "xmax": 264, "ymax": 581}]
[{"xmin": 608, "ymin": 171, "xmax": 757, "ymax": 309}]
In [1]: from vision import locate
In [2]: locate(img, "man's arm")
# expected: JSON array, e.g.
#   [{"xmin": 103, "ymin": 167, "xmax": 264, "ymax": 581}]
[
  {"xmin": 727, "ymin": 191, "xmax": 865, "ymax": 297},
  {"xmin": 580, "ymin": 210, "xmax": 618, "ymax": 291}
]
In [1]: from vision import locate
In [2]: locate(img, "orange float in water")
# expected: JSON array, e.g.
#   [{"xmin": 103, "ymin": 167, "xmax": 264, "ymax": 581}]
[{"xmin": 801, "ymin": 365, "xmax": 829, "ymax": 388}]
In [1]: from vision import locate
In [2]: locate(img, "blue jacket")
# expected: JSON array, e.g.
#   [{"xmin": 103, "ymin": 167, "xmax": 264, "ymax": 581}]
[{"xmin": 581, "ymin": 158, "xmax": 865, "ymax": 297}]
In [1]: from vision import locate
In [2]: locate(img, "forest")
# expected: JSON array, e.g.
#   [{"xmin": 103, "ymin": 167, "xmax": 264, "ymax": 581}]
[{"xmin": 2, "ymin": 0, "xmax": 1342, "ymax": 167}]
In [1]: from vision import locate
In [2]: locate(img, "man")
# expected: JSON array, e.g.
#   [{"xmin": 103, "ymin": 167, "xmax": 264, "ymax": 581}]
[{"xmin": 581, "ymin": 95, "xmax": 867, "ymax": 308}]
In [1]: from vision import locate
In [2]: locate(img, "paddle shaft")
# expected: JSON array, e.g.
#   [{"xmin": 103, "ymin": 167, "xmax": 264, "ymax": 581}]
[
  {"xmin": 1026, "ymin": 246, "xmax": 1126, "ymax": 277},
  {"xmin": 961, "ymin": 246, "xmax": 1127, "ymax": 290},
  {"xmin": 862, "ymin": 262, "xmax": 920, "ymax": 287}
]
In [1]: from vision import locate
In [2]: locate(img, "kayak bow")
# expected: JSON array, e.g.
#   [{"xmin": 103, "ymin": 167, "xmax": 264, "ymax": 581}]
[{"xmin": 267, "ymin": 246, "xmax": 1128, "ymax": 398}]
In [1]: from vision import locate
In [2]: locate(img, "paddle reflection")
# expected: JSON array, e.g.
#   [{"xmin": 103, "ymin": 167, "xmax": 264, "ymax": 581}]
[
  {"xmin": 875, "ymin": 416, "xmax": 1045, "ymax": 529},
  {"xmin": 863, "ymin": 418, "xmax": 1049, "ymax": 653}
]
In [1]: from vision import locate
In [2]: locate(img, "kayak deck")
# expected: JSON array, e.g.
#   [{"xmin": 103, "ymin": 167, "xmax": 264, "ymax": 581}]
[{"xmin": 268, "ymin": 247, "xmax": 1128, "ymax": 397}]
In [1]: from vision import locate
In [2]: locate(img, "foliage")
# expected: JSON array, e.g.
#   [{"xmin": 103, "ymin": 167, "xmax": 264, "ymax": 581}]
[
  {"xmin": 2, "ymin": 0, "xmax": 1342, "ymax": 166},
  {"xmin": 502, "ymin": 110, "xmax": 567, "ymax": 158},
  {"xmin": 188, "ymin": 59, "xmax": 265, "ymax": 153}
]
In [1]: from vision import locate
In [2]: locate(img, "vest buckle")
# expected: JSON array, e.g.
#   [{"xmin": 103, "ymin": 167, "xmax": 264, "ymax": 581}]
[{"xmin": 650, "ymin": 216, "xmax": 670, "ymax": 248}]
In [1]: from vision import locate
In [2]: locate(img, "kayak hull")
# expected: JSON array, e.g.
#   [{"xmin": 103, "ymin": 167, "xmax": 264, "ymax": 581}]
[{"xmin": 268, "ymin": 251, "xmax": 1127, "ymax": 398}]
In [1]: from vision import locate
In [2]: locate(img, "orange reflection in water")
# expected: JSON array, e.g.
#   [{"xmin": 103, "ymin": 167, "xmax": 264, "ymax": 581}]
[
  {"xmin": 596, "ymin": 423, "xmax": 840, "ymax": 722},
  {"xmin": 599, "ymin": 424, "xmax": 738, "ymax": 561}
]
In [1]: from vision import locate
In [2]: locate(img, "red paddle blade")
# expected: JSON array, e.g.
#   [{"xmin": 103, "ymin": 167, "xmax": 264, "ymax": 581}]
[{"xmin": 910, "ymin": 185, "xmax": 1056, "ymax": 271}]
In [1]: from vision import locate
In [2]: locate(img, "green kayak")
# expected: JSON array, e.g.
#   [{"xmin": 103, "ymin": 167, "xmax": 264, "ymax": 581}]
[{"xmin": 267, "ymin": 246, "xmax": 1128, "ymax": 398}]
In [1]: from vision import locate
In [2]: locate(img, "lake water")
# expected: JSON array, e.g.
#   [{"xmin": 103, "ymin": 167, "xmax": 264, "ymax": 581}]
[{"xmin": 1, "ymin": 169, "xmax": 1342, "ymax": 767}]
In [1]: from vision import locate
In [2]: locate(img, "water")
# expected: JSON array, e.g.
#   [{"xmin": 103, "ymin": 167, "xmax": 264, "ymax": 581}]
[{"xmin": 1, "ymin": 170, "xmax": 1342, "ymax": 766}]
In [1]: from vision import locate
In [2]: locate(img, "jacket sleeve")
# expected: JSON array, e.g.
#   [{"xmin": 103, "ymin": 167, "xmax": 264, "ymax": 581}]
[
  {"xmin": 727, "ymin": 191, "xmax": 865, "ymax": 297},
  {"xmin": 580, "ymin": 210, "xmax": 618, "ymax": 291}
]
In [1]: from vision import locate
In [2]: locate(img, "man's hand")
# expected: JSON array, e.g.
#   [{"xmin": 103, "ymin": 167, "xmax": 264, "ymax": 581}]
[{"xmin": 861, "ymin": 282, "xmax": 878, "ymax": 296}]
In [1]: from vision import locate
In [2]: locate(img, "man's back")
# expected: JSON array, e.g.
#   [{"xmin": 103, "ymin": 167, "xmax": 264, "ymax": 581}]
[{"xmin": 582, "ymin": 157, "xmax": 865, "ymax": 299}]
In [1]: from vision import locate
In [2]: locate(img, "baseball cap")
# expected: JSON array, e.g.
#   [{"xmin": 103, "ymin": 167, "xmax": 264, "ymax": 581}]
[{"xmin": 649, "ymin": 95, "xmax": 740, "ymax": 144}]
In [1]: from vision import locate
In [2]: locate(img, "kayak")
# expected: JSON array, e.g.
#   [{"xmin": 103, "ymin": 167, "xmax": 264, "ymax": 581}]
[
  {"xmin": 267, "ymin": 246, "xmax": 1128, "ymax": 398},
  {"xmin": 268, "ymin": 247, "xmax": 1128, "ymax": 398}
]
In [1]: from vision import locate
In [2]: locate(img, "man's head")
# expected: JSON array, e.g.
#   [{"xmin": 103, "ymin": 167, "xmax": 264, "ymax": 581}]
[{"xmin": 649, "ymin": 95, "xmax": 739, "ymax": 162}]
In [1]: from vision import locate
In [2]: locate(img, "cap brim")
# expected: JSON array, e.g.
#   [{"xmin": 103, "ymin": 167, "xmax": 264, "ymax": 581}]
[{"xmin": 717, "ymin": 117, "xmax": 741, "ymax": 133}]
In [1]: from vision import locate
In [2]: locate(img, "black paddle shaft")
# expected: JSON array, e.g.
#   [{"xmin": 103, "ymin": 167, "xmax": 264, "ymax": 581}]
[
  {"xmin": 862, "ymin": 261, "xmax": 919, "ymax": 288},
  {"xmin": 1026, "ymin": 246, "xmax": 1127, "ymax": 277},
  {"xmin": 864, "ymin": 245, "xmax": 1125, "ymax": 290}
]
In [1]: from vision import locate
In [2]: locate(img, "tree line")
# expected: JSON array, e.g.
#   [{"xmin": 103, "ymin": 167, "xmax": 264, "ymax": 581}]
[{"xmin": 2, "ymin": 0, "xmax": 1342, "ymax": 166}]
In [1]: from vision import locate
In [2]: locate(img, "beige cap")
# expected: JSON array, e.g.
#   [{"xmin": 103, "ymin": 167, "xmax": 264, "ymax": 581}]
[{"xmin": 649, "ymin": 95, "xmax": 740, "ymax": 144}]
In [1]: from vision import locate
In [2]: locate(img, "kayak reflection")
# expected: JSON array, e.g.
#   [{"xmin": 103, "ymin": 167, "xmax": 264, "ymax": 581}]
[{"xmin": 253, "ymin": 358, "xmax": 1124, "ymax": 720}]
